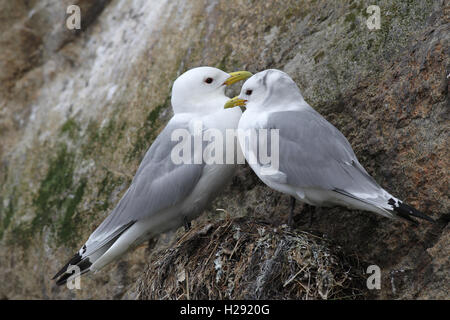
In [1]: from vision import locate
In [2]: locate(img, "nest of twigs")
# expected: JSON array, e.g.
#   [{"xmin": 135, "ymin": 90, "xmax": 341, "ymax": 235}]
[{"xmin": 137, "ymin": 217, "xmax": 368, "ymax": 299}]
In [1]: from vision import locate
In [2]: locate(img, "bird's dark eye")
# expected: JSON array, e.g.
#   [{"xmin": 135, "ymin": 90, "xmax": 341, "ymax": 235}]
[
  {"xmin": 205, "ymin": 77, "xmax": 214, "ymax": 84},
  {"xmin": 246, "ymin": 89, "xmax": 253, "ymax": 96}
]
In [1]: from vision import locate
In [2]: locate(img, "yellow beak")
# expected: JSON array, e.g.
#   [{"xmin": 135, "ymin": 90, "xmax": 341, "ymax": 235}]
[
  {"xmin": 224, "ymin": 96, "xmax": 247, "ymax": 109},
  {"xmin": 223, "ymin": 71, "xmax": 253, "ymax": 86}
]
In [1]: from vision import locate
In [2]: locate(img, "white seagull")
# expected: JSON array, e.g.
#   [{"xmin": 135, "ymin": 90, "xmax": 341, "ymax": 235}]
[
  {"xmin": 54, "ymin": 67, "xmax": 252, "ymax": 285},
  {"xmin": 224, "ymin": 69, "xmax": 434, "ymax": 225}
]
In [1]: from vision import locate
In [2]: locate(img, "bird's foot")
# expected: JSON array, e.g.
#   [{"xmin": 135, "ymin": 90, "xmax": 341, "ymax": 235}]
[
  {"xmin": 288, "ymin": 196, "xmax": 296, "ymax": 227},
  {"xmin": 308, "ymin": 205, "xmax": 315, "ymax": 228},
  {"xmin": 184, "ymin": 216, "xmax": 191, "ymax": 232}
]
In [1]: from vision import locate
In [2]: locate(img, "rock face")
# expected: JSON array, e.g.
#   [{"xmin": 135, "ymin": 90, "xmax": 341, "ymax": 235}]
[{"xmin": 0, "ymin": 0, "xmax": 448, "ymax": 299}]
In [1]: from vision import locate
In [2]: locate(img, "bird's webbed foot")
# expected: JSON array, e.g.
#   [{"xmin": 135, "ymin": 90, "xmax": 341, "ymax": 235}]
[
  {"xmin": 184, "ymin": 216, "xmax": 191, "ymax": 232},
  {"xmin": 307, "ymin": 205, "xmax": 315, "ymax": 228},
  {"xmin": 288, "ymin": 196, "xmax": 296, "ymax": 227}
]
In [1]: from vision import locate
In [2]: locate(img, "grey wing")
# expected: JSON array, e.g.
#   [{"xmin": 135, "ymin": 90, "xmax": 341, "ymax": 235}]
[
  {"xmin": 266, "ymin": 110, "xmax": 382, "ymax": 194},
  {"xmin": 84, "ymin": 118, "xmax": 204, "ymax": 255}
]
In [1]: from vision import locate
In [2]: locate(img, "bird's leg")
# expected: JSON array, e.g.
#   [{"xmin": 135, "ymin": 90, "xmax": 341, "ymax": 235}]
[
  {"xmin": 308, "ymin": 205, "xmax": 316, "ymax": 228},
  {"xmin": 184, "ymin": 216, "xmax": 191, "ymax": 232},
  {"xmin": 146, "ymin": 238, "xmax": 157, "ymax": 254},
  {"xmin": 288, "ymin": 196, "xmax": 296, "ymax": 227}
]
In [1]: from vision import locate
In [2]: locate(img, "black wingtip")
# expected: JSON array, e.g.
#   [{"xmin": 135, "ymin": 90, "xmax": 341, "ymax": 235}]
[
  {"xmin": 55, "ymin": 264, "xmax": 91, "ymax": 286},
  {"xmin": 52, "ymin": 253, "xmax": 82, "ymax": 280},
  {"xmin": 388, "ymin": 198, "xmax": 435, "ymax": 224},
  {"xmin": 53, "ymin": 254, "xmax": 92, "ymax": 286},
  {"xmin": 55, "ymin": 272, "xmax": 74, "ymax": 286},
  {"xmin": 394, "ymin": 210, "xmax": 419, "ymax": 226}
]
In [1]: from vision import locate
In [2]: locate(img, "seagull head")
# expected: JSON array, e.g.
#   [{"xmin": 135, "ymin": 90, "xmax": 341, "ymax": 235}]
[
  {"xmin": 224, "ymin": 69, "xmax": 304, "ymax": 111},
  {"xmin": 171, "ymin": 67, "xmax": 252, "ymax": 114}
]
